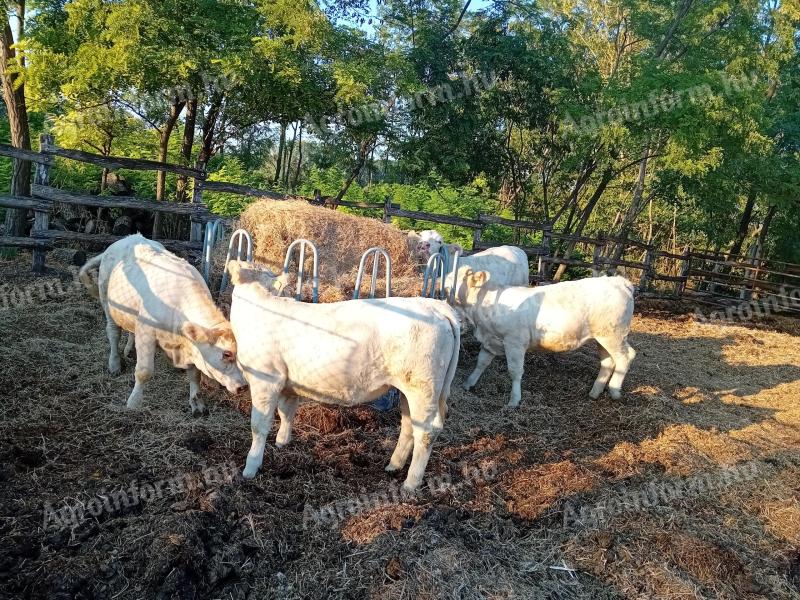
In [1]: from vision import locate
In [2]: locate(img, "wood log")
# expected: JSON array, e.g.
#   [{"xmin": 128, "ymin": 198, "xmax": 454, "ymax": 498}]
[{"xmin": 51, "ymin": 247, "xmax": 87, "ymax": 266}]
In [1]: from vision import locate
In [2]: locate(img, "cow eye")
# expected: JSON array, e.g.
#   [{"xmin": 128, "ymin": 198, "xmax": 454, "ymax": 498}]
[{"xmin": 222, "ymin": 350, "xmax": 234, "ymax": 361}]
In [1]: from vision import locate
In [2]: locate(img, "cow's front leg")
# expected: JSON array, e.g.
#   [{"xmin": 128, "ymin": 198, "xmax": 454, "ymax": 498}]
[
  {"xmin": 105, "ymin": 314, "xmax": 122, "ymax": 376},
  {"xmin": 275, "ymin": 396, "xmax": 299, "ymax": 448},
  {"xmin": 463, "ymin": 347, "xmax": 495, "ymax": 390},
  {"xmin": 187, "ymin": 365, "xmax": 207, "ymax": 416},
  {"xmin": 386, "ymin": 396, "xmax": 413, "ymax": 472},
  {"xmin": 126, "ymin": 324, "xmax": 156, "ymax": 410},
  {"xmin": 242, "ymin": 383, "xmax": 280, "ymax": 479},
  {"xmin": 503, "ymin": 343, "xmax": 526, "ymax": 408}
]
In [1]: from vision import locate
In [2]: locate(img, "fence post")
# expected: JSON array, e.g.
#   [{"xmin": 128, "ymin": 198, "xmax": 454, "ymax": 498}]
[
  {"xmin": 537, "ymin": 225, "xmax": 552, "ymax": 280},
  {"xmin": 30, "ymin": 134, "xmax": 53, "ymax": 273},
  {"xmin": 383, "ymin": 195, "xmax": 391, "ymax": 223},
  {"xmin": 639, "ymin": 247, "xmax": 654, "ymax": 292},
  {"xmin": 472, "ymin": 226, "xmax": 483, "ymax": 251},
  {"xmin": 592, "ymin": 232, "xmax": 606, "ymax": 276},
  {"xmin": 676, "ymin": 246, "xmax": 691, "ymax": 297},
  {"xmin": 189, "ymin": 161, "xmax": 206, "ymax": 243}
]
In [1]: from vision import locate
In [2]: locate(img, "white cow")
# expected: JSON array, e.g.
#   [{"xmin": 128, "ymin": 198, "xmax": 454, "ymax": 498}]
[
  {"xmin": 408, "ymin": 229, "xmax": 464, "ymax": 263},
  {"xmin": 79, "ymin": 234, "xmax": 248, "ymax": 413},
  {"xmin": 457, "ymin": 271, "xmax": 635, "ymax": 407},
  {"xmin": 227, "ymin": 261, "xmax": 461, "ymax": 492},
  {"xmin": 445, "ymin": 245, "xmax": 529, "ymax": 301}
]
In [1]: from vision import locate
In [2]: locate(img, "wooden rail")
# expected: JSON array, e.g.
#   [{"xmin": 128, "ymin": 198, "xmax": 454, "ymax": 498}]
[{"xmin": 1, "ymin": 135, "xmax": 799, "ymax": 321}]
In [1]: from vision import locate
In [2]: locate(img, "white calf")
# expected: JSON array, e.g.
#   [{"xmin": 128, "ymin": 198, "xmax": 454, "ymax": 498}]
[
  {"xmin": 446, "ymin": 245, "xmax": 529, "ymax": 302},
  {"xmin": 227, "ymin": 261, "xmax": 461, "ymax": 491},
  {"xmin": 458, "ymin": 272, "xmax": 636, "ymax": 407},
  {"xmin": 79, "ymin": 235, "xmax": 248, "ymax": 413}
]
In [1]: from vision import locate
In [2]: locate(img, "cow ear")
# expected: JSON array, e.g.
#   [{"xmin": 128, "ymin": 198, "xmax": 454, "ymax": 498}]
[
  {"xmin": 182, "ymin": 322, "xmax": 209, "ymax": 344},
  {"xmin": 464, "ymin": 268, "xmax": 475, "ymax": 286},
  {"xmin": 473, "ymin": 271, "xmax": 488, "ymax": 287}
]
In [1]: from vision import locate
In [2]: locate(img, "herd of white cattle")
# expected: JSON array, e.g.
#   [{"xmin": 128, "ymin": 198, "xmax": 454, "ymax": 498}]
[{"xmin": 77, "ymin": 232, "xmax": 635, "ymax": 492}]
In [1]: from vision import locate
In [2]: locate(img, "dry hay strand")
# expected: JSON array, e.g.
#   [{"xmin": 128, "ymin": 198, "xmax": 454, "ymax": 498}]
[
  {"xmin": 504, "ymin": 460, "xmax": 598, "ymax": 520},
  {"xmin": 341, "ymin": 504, "xmax": 426, "ymax": 545},
  {"xmin": 240, "ymin": 199, "xmax": 422, "ymax": 302}
]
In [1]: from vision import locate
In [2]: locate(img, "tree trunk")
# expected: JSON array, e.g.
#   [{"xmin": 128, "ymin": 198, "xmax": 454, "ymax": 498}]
[
  {"xmin": 0, "ymin": 14, "xmax": 31, "ymax": 237},
  {"xmin": 176, "ymin": 98, "xmax": 197, "ymax": 203},
  {"xmin": 200, "ymin": 94, "xmax": 222, "ymax": 164},
  {"xmin": 273, "ymin": 121, "xmax": 286, "ymax": 184},
  {"xmin": 292, "ymin": 123, "xmax": 303, "ymax": 190},
  {"xmin": 757, "ymin": 204, "xmax": 777, "ymax": 250},
  {"xmin": 553, "ymin": 167, "xmax": 614, "ymax": 280},
  {"xmin": 727, "ymin": 188, "xmax": 756, "ymax": 259},
  {"xmin": 282, "ymin": 121, "xmax": 297, "ymax": 187},
  {"xmin": 152, "ymin": 100, "xmax": 185, "ymax": 239},
  {"xmin": 335, "ymin": 138, "xmax": 373, "ymax": 203}
]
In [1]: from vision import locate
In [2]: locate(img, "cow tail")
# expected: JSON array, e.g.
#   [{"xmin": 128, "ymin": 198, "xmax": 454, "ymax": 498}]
[
  {"xmin": 437, "ymin": 306, "xmax": 461, "ymax": 420},
  {"xmin": 78, "ymin": 252, "xmax": 105, "ymax": 299}
]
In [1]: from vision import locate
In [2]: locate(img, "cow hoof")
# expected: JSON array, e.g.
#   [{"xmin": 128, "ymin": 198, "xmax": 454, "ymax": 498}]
[
  {"xmin": 385, "ymin": 463, "xmax": 401, "ymax": 473},
  {"xmin": 588, "ymin": 390, "xmax": 602, "ymax": 400},
  {"xmin": 275, "ymin": 438, "xmax": 290, "ymax": 449},
  {"xmin": 462, "ymin": 383, "xmax": 474, "ymax": 392},
  {"xmin": 191, "ymin": 407, "xmax": 208, "ymax": 418},
  {"xmin": 241, "ymin": 467, "xmax": 258, "ymax": 480},
  {"xmin": 609, "ymin": 390, "xmax": 622, "ymax": 401},
  {"xmin": 108, "ymin": 360, "xmax": 122, "ymax": 376}
]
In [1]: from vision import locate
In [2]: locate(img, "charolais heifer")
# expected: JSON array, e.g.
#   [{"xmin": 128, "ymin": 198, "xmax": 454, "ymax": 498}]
[
  {"xmin": 408, "ymin": 229, "xmax": 464, "ymax": 264},
  {"xmin": 457, "ymin": 271, "xmax": 635, "ymax": 407},
  {"xmin": 445, "ymin": 245, "xmax": 529, "ymax": 300},
  {"xmin": 227, "ymin": 261, "xmax": 461, "ymax": 492},
  {"xmin": 79, "ymin": 234, "xmax": 247, "ymax": 413}
]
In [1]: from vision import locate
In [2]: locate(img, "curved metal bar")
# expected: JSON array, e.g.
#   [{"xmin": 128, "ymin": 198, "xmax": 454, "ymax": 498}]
[
  {"xmin": 283, "ymin": 238, "xmax": 319, "ymax": 302},
  {"xmin": 353, "ymin": 247, "xmax": 392, "ymax": 299},
  {"xmin": 219, "ymin": 228, "xmax": 253, "ymax": 293},
  {"xmin": 448, "ymin": 249, "xmax": 460, "ymax": 305},
  {"xmin": 201, "ymin": 219, "xmax": 224, "ymax": 283},
  {"xmin": 422, "ymin": 248, "xmax": 450, "ymax": 299}
]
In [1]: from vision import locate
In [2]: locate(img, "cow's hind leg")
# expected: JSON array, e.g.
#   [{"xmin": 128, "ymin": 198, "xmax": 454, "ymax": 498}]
[
  {"xmin": 402, "ymin": 393, "xmax": 442, "ymax": 492},
  {"xmin": 242, "ymin": 382, "xmax": 281, "ymax": 479},
  {"xmin": 463, "ymin": 346, "xmax": 495, "ymax": 391},
  {"xmin": 105, "ymin": 313, "xmax": 122, "ymax": 376},
  {"xmin": 126, "ymin": 324, "xmax": 156, "ymax": 409},
  {"xmin": 275, "ymin": 396, "xmax": 299, "ymax": 448},
  {"xmin": 386, "ymin": 395, "xmax": 413, "ymax": 472},
  {"xmin": 503, "ymin": 342, "xmax": 526, "ymax": 408},
  {"xmin": 123, "ymin": 332, "xmax": 135, "ymax": 359},
  {"xmin": 598, "ymin": 337, "xmax": 636, "ymax": 400},
  {"xmin": 187, "ymin": 366, "xmax": 207, "ymax": 416},
  {"xmin": 589, "ymin": 344, "xmax": 616, "ymax": 399}
]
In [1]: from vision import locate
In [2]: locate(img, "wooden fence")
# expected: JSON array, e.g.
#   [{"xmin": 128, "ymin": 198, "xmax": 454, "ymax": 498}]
[{"xmin": 1, "ymin": 136, "xmax": 798, "ymax": 316}]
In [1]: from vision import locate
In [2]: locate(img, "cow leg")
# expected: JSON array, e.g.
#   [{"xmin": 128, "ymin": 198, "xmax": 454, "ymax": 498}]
[
  {"xmin": 386, "ymin": 395, "xmax": 413, "ymax": 472},
  {"xmin": 463, "ymin": 347, "xmax": 495, "ymax": 390},
  {"xmin": 402, "ymin": 394, "xmax": 442, "ymax": 492},
  {"xmin": 242, "ymin": 383, "xmax": 280, "ymax": 479},
  {"xmin": 503, "ymin": 342, "xmax": 526, "ymax": 408},
  {"xmin": 187, "ymin": 365, "xmax": 207, "ymax": 417},
  {"xmin": 126, "ymin": 324, "xmax": 156, "ymax": 409},
  {"xmin": 590, "ymin": 344, "xmax": 616, "ymax": 399},
  {"xmin": 123, "ymin": 332, "xmax": 135, "ymax": 359},
  {"xmin": 275, "ymin": 396, "xmax": 299, "ymax": 448},
  {"xmin": 105, "ymin": 314, "xmax": 122, "ymax": 376},
  {"xmin": 601, "ymin": 338, "xmax": 636, "ymax": 400}
]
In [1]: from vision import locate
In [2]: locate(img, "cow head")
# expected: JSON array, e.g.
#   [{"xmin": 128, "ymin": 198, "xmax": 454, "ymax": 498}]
[
  {"xmin": 181, "ymin": 322, "xmax": 248, "ymax": 395},
  {"xmin": 227, "ymin": 260, "xmax": 288, "ymax": 296}
]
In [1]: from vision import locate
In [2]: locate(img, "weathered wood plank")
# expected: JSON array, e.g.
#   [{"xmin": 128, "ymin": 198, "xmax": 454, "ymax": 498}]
[
  {"xmin": 32, "ymin": 185, "xmax": 212, "ymax": 217},
  {"xmin": 203, "ymin": 180, "xmax": 286, "ymax": 200},
  {"xmin": 31, "ymin": 230, "xmax": 202, "ymax": 253},
  {"xmin": 0, "ymin": 143, "xmax": 55, "ymax": 165},
  {"xmin": 388, "ymin": 207, "xmax": 481, "ymax": 229},
  {"xmin": 477, "ymin": 213, "xmax": 548, "ymax": 230},
  {"xmin": 0, "ymin": 195, "xmax": 51, "ymax": 211},
  {"xmin": 0, "ymin": 236, "xmax": 52, "ymax": 249},
  {"xmin": 44, "ymin": 147, "xmax": 203, "ymax": 178}
]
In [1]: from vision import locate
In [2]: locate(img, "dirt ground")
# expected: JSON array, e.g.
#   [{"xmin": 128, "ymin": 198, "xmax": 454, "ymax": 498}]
[{"xmin": 1, "ymin": 254, "xmax": 799, "ymax": 600}]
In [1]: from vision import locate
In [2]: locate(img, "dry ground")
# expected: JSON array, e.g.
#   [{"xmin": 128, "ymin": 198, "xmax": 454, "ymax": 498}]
[{"xmin": 1, "ymin": 254, "xmax": 799, "ymax": 599}]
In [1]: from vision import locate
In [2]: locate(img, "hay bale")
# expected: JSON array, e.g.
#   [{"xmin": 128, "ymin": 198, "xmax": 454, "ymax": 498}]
[{"xmin": 240, "ymin": 199, "xmax": 423, "ymax": 302}]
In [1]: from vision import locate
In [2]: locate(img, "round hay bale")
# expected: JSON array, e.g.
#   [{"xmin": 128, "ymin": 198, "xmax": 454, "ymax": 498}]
[{"xmin": 239, "ymin": 199, "xmax": 423, "ymax": 302}]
